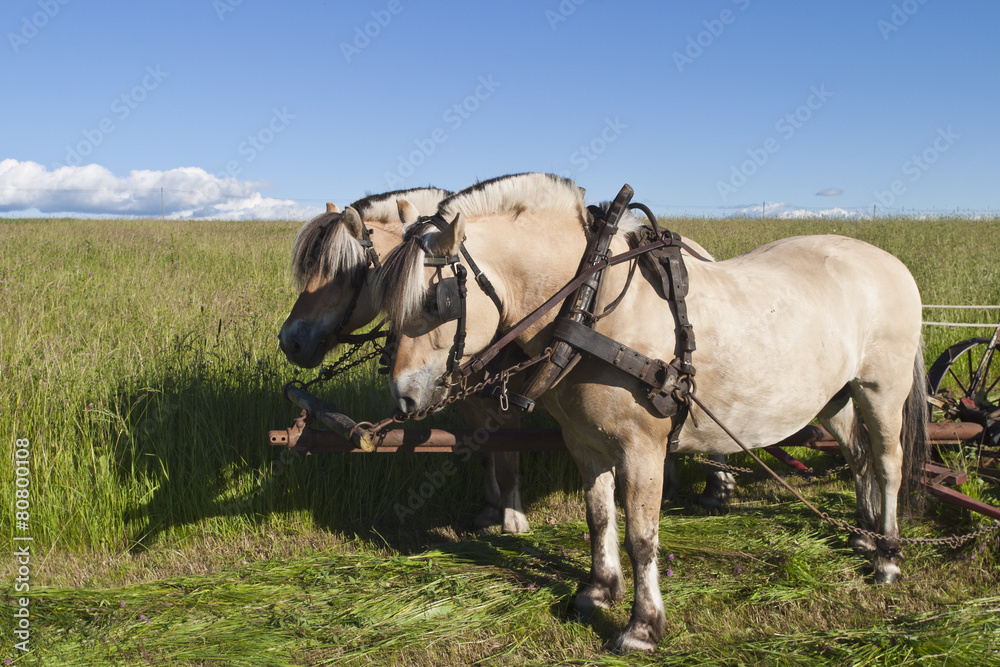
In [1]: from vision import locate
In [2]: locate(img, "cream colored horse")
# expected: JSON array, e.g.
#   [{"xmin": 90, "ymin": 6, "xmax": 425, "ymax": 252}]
[
  {"xmin": 279, "ymin": 188, "xmax": 530, "ymax": 533},
  {"xmin": 377, "ymin": 173, "xmax": 929, "ymax": 652}
]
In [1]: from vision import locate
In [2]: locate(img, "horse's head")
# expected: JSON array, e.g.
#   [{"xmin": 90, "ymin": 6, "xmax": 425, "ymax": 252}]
[
  {"xmin": 279, "ymin": 202, "xmax": 407, "ymax": 367},
  {"xmin": 376, "ymin": 212, "xmax": 506, "ymax": 412}
]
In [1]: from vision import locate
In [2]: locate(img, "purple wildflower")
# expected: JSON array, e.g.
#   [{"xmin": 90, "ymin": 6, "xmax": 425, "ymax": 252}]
[
  {"xmin": 140, "ymin": 614, "xmax": 149, "ymax": 623},
  {"xmin": 666, "ymin": 568, "xmax": 674, "ymax": 577},
  {"xmin": 667, "ymin": 553, "xmax": 675, "ymax": 561},
  {"xmin": 119, "ymin": 601, "xmax": 126, "ymax": 608},
  {"xmin": 583, "ymin": 533, "xmax": 589, "ymax": 541},
  {"xmin": 734, "ymin": 565, "xmax": 743, "ymax": 575}
]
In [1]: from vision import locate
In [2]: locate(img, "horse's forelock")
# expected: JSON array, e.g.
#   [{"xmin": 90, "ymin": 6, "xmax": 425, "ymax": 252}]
[
  {"xmin": 290, "ymin": 211, "xmax": 366, "ymax": 288},
  {"xmin": 375, "ymin": 231, "xmax": 430, "ymax": 329}
]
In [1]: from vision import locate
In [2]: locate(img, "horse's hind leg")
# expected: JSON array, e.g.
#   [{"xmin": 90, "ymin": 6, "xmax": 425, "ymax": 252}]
[
  {"xmin": 818, "ymin": 390, "xmax": 880, "ymax": 552},
  {"xmin": 698, "ymin": 456, "xmax": 735, "ymax": 508},
  {"xmin": 566, "ymin": 440, "xmax": 625, "ymax": 619},
  {"xmin": 851, "ymin": 382, "xmax": 907, "ymax": 584}
]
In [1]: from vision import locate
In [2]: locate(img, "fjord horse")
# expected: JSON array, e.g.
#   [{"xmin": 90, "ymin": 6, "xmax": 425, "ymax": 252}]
[
  {"xmin": 279, "ymin": 188, "xmax": 531, "ymax": 532},
  {"xmin": 377, "ymin": 173, "xmax": 928, "ymax": 652}
]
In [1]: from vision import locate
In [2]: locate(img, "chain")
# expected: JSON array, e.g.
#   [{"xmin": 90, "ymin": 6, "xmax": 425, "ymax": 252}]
[
  {"xmin": 355, "ymin": 348, "xmax": 553, "ymax": 438},
  {"xmin": 692, "ymin": 454, "xmax": 853, "ymax": 480},
  {"xmin": 293, "ymin": 336, "xmax": 386, "ymax": 391},
  {"xmin": 686, "ymin": 393, "xmax": 1000, "ymax": 549}
]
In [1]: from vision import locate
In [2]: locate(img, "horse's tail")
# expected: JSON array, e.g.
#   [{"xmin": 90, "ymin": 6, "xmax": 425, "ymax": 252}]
[
  {"xmin": 901, "ymin": 339, "xmax": 930, "ymax": 513},
  {"xmin": 850, "ymin": 339, "xmax": 930, "ymax": 518}
]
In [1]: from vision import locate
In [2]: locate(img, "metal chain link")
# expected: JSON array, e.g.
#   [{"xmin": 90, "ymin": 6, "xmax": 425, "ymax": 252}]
[
  {"xmin": 692, "ymin": 454, "xmax": 853, "ymax": 480},
  {"xmin": 293, "ymin": 336, "xmax": 386, "ymax": 391},
  {"xmin": 356, "ymin": 348, "xmax": 553, "ymax": 437},
  {"xmin": 686, "ymin": 392, "xmax": 1000, "ymax": 549}
]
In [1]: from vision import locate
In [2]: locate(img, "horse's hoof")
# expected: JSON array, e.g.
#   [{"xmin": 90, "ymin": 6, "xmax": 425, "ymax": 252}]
[
  {"xmin": 473, "ymin": 505, "xmax": 501, "ymax": 529},
  {"xmin": 697, "ymin": 491, "xmax": 727, "ymax": 509},
  {"xmin": 612, "ymin": 624, "xmax": 660, "ymax": 653},
  {"xmin": 874, "ymin": 563, "xmax": 901, "ymax": 584},
  {"xmin": 501, "ymin": 508, "xmax": 530, "ymax": 534},
  {"xmin": 574, "ymin": 587, "xmax": 614, "ymax": 620}
]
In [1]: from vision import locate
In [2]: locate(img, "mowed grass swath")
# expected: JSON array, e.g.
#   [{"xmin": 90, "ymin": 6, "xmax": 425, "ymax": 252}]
[{"xmin": 1, "ymin": 215, "xmax": 999, "ymax": 665}]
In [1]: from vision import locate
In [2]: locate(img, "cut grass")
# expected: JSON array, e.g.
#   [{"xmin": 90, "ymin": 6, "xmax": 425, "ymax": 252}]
[{"xmin": 1, "ymin": 215, "xmax": 999, "ymax": 664}]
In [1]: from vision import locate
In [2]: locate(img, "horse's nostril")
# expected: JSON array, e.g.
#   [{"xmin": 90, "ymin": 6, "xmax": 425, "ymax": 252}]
[{"xmin": 398, "ymin": 396, "xmax": 417, "ymax": 413}]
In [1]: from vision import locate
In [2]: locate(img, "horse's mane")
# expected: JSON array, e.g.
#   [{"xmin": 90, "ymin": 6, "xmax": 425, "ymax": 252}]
[
  {"xmin": 289, "ymin": 187, "xmax": 450, "ymax": 287},
  {"xmin": 438, "ymin": 172, "xmax": 588, "ymax": 226},
  {"xmin": 353, "ymin": 187, "xmax": 452, "ymax": 224},
  {"xmin": 377, "ymin": 173, "xmax": 594, "ymax": 327}
]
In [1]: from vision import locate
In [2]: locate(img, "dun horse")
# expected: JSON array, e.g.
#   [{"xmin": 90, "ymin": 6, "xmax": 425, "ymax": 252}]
[
  {"xmin": 279, "ymin": 187, "xmax": 735, "ymax": 533},
  {"xmin": 377, "ymin": 173, "xmax": 929, "ymax": 652},
  {"xmin": 279, "ymin": 188, "xmax": 530, "ymax": 532}
]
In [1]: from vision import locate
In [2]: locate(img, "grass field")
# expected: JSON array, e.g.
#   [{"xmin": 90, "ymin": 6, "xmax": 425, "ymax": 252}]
[{"xmin": 1, "ymin": 215, "xmax": 999, "ymax": 665}]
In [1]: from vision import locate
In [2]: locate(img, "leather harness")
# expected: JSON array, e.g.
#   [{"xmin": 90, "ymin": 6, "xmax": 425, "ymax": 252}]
[{"xmin": 391, "ymin": 184, "xmax": 699, "ymax": 447}]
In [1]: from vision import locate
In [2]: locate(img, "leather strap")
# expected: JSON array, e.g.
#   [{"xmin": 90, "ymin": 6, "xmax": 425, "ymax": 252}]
[{"xmin": 551, "ymin": 318, "xmax": 685, "ymax": 419}]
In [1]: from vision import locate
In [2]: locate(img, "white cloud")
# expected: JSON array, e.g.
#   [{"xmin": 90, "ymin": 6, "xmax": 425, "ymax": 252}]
[
  {"xmin": 735, "ymin": 202, "xmax": 865, "ymax": 219},
  {"xmin": 816, "ymin": 188, "xmax": 843, "ymax": 196},
  {"xmin": 0, "ymin": 159, "xmax": 321, "ymax": 220}
]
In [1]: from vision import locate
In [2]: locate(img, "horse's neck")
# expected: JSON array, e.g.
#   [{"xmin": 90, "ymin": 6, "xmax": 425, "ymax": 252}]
[{"xmin": 464, "ymin": 210, "xmax": 589, "ymax": 352}]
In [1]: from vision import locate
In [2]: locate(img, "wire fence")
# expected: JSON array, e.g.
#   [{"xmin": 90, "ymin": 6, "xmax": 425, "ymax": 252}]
[{"xmin": 3, "ymin": 188, "xmax": 1000, "ymax": 220}]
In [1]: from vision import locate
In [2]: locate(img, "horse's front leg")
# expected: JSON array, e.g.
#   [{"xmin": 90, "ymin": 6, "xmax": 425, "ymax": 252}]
[
  {"xmin": 566, "ymin": 439, "xmax": 624, "ymax": 617},
  {"xmin": 615, "ymin": 439, "xmax": 667, "ymax": 653}
]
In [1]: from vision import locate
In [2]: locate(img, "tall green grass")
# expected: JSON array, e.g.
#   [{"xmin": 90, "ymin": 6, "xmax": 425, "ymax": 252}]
[{"xmin": 1, "ymin": 215, "xmax": 998, "ymax": 665}]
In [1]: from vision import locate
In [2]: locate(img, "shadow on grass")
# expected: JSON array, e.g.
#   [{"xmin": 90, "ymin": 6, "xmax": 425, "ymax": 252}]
[{"xmin": 105, "ymin": 334, "xmax": 586, "ymax": 555}]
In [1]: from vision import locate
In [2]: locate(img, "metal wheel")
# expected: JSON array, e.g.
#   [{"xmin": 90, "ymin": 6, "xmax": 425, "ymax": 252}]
[{"xmin": 927, "ymin": 336, "xmax": 1000, "ymax": 415}]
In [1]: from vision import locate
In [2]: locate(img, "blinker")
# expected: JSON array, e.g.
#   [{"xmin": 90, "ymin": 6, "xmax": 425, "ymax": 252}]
[{"xmin": 436, "ymin": 276, "xmax": 464, "ymax": 323}]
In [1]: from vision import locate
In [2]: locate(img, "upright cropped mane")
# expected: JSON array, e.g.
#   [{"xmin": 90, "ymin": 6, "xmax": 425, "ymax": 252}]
[
  {"xmin": 377, "ymin": 173, "xmax": 593, "ymax": 327},
  {"xmin": 353, "ymin": 187, "xmax": 452, "ymax": 224},
  {"xmin": 438, "ymin": 173, "xmax": 589, "ymax": 228},
  {"xmin": 289, "ymin": 187, "xmax": 450, "ymax": 287}
]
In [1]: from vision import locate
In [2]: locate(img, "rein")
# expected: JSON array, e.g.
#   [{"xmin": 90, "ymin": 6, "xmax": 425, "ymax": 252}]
[{"xmin": 396, "ymin": 185, "xmax": 703, "ymax": 440}]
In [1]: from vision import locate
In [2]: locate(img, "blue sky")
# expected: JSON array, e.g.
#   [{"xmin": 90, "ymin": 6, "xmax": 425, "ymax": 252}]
[{"xmin": 2, "ymin": 0, "xmax": 997, "ymax": 219}]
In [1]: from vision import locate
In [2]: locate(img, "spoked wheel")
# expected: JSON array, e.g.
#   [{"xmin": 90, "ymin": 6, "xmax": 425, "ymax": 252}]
[{"xmin": 927, "ymin": 336, "xmax": 1000, "ymax": 419}]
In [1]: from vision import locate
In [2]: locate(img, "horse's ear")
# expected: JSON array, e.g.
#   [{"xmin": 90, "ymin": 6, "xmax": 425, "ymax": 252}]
[
  {"xmin": 342, "ymin": 206, "xmax": 364, "ymax": 239},
  {"xmin": 326, "ymin": 202, "xmax": 340, "ymax": 213},
  {"xmin": 396, "ymin": 198, "xmax": 420, "ymax": 225},
  {"xmin": 432, "ymin": 212, "xmax": 465, "ymax": 256}
]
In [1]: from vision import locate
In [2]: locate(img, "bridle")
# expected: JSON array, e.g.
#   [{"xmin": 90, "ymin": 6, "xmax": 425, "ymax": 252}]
[
  {"xmin": 400, "ymin": 215, "xmax": 505, "ymax": 375},
  {"xmin": 310, "ymin": 214, "xmax": 385, "ymax": 345}
]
